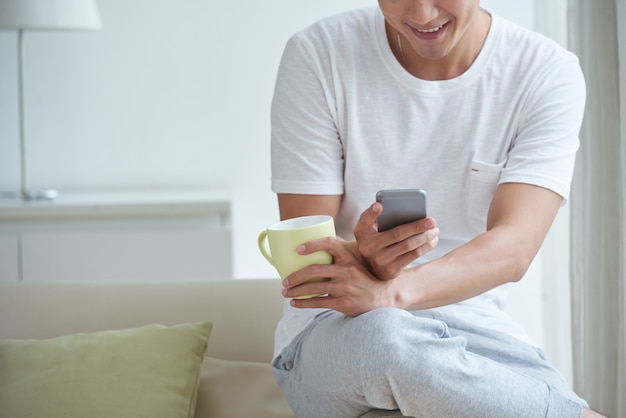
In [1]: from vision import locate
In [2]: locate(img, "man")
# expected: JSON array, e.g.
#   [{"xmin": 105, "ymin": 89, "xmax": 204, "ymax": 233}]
[{"xmin": 269, "ymin": 1, "xmax": 602, "ymax": 416}]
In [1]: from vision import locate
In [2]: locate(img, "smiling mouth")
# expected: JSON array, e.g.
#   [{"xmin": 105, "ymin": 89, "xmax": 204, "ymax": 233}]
[{"xmin": 416, "ymin": 24, "xmax": 445, "ymax": 33}]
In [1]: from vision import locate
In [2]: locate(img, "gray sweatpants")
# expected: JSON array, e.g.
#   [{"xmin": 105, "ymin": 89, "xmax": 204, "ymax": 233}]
[{"xmin": 272, "ymin": 307, "xmax": 587, "ymax": 418}]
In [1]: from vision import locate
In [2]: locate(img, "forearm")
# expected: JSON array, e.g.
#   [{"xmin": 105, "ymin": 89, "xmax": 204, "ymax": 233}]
[
  {"xmin": 390, "ymin": 222, "xmax": 535, "ymax": 310},
  {"xmin": 388, "ymin": 183, "xmax": 562, "ymax": 311}
]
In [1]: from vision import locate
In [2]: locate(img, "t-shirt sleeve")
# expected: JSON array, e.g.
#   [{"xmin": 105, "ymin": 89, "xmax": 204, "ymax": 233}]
[
  {"xmin": 270, "ymin": 33, "xmax": 345, "ymax": 195},
  {"xmin": 499, "ymin": 52, "xmax": 586, "ymax": 204}
]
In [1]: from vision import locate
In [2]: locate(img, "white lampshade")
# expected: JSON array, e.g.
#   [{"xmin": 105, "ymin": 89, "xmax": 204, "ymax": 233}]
[{"xmin": 0, "ymin": 0, "xmax": 102, "ymax": 31}]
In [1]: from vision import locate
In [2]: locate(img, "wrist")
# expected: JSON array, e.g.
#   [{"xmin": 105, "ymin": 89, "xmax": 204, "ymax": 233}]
[
  {"xmin": 384, "ymin": 271, "xmax": 409, "ymax": 310},
  {"xmin": 387, "ymin": 268, "xmax": 425, "ymax": 310}
]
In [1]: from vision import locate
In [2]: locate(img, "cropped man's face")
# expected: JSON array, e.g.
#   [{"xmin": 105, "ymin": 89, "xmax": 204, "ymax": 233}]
[{"xmin": 378, "ymin": 0, "xmax": 482, "ymax": 62}]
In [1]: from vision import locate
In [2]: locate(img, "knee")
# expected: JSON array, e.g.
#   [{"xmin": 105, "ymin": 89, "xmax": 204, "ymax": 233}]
[
  {"xmin": 350, "ymin": 307, "xmax": 447, "ymax": 340},
  {"xmin": 353, "ymin": 307, "xmax": 414, "ymax": 335},
  {"xmin": 344, "ymin": 308, "xmax": 449, "ymax": 366}
]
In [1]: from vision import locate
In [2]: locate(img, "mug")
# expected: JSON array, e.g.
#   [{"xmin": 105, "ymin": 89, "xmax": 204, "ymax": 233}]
[{"xmin": 258, "ymin": 215, "xmax": 335, "ymax": 299}]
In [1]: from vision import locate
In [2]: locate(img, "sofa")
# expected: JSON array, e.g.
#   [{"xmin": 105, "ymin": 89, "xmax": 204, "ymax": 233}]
[{"xmin": 0, "ymin": 279, "xmax": 408, "ymax": 418}]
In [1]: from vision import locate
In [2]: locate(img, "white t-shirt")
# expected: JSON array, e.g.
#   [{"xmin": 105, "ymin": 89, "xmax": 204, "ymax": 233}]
[{"xmin": 270, "ymin": 7, "xmax": 585, "ymax": 358}]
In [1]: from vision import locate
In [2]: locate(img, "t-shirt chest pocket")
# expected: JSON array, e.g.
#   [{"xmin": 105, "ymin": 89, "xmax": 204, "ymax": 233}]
[{"xmin": 467, "ymin": 160, "xmax": 505, "ymax": 227}]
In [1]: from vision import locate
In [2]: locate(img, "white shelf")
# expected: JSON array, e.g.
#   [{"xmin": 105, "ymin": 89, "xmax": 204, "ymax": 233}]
[
  {"xmin": 0, "ymin": 189, "xmax": 233, "ymax": 281},
  {"xmin": 0, "ymin": 188, "xmax": 230, "ymax": 221}
]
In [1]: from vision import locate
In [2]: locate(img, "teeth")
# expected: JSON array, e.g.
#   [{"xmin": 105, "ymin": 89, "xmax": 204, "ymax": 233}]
[{"xmin": 418, "ymin": 25, "xmax": 443, "ymax": 33}]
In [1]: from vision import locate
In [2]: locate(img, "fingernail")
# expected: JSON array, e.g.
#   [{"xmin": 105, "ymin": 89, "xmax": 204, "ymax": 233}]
[
  {"xmin": 296, "ymin": 244, "xmax": 306, "ymax": 253},
  {"xmin": 282, "ymin": 278, "xmax": 290, "ymax": 287},
  {"xmin": 425, "ymin": 219, "xmax": 435, "ymax": 228}
]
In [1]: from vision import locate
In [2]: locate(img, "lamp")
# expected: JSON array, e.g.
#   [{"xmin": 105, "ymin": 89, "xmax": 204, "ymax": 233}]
[{"xmin": 0, "ymin": 0, "xmax": 102, "ymax": 201}]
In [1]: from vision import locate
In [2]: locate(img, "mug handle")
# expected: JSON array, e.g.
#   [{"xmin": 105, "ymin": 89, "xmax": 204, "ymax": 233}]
[{"xmin": 257, "ymin": 231, "xmax": 274, "ymax": 266}]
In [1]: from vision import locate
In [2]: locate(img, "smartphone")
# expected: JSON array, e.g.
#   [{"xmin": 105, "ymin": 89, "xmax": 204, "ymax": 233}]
[{"xmin": 376, "ymin": 189, "xmax": 427, "ymax": 232}]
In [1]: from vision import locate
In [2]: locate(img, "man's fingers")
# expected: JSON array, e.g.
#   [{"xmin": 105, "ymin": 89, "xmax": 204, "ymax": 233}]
[{"xmin": 354, "ymin": 202, "xmax": 382, "ymax": 238}]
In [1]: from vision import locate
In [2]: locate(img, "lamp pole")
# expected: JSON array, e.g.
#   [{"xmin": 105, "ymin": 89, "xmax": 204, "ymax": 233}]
[
  {"xmin": 17, "ymin": 29, "xmax": 27, "ymax": 198},
  {"xmin": 16, "ymin": 29, "xmax": 57, "ymax": 201}
]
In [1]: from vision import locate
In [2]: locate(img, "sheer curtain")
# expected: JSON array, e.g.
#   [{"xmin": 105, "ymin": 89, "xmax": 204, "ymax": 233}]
[{"xmin": 568, "ymin": 0, "xmax": 626, "ymax": 417}]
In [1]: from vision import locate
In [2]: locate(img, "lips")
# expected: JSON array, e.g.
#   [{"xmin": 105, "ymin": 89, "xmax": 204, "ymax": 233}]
[
  {"xmin": 410, "ymin": 21, "xmax": 448, "ymax": 40},
  {"xmin": 417, "ymin": 24, "xmax": 444, "ymax": 33}
]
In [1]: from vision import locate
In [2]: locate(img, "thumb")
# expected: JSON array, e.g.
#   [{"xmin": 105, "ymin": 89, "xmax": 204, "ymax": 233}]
[{"xmin": 354, "ymin": 202, "xmax": 382, "ymax": 238}]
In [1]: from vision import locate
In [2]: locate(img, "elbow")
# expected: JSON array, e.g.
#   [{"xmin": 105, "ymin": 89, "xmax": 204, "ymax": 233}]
[
  {"xmin": 509, "ymin": 269, "xmax": 526, "ymax": 283},
  {"xmin": 508, "ymin": 246, "xmax": 539, "ymax": 283}
]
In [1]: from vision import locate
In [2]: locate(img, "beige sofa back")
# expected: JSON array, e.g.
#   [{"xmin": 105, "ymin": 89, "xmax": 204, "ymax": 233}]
[{"xmin": 0, "ymin": 279, "xmax": 284, "ymax": 363}]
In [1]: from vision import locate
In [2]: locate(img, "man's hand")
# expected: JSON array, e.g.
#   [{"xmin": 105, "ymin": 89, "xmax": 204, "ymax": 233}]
[
  {"xmin": 280, "ymin": 237, "xmax": 398, "ymax": 316},
  {"xmin": 353, "ymin": 202, "xmax": 439, "ymax": 280}
]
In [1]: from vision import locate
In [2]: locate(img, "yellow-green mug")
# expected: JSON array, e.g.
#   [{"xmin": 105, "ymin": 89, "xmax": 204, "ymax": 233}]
[{"xmin": 258, "ymin": 215, "xmax": 335, "ymax": 299}]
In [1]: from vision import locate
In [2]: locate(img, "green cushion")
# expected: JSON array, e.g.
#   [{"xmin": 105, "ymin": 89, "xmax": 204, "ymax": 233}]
[{"xmin": 0, "ymin": 322, "xmax": 212, "ymax": 418}]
